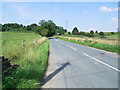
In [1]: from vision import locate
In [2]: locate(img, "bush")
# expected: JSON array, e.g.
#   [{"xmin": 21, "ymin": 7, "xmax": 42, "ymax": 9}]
[
  {"xmin": 99, "ymin": 31, "xmax": 105, "ymax": 38},
  {"xmin": 85, "ymin": 32, "xmax": 94, "ymax": 37},
  {"xmin": 111, "ymin": 32, "xmax": 115, "ymax": 34},
  {"xmin": 68, "ymin": 32, "xmax": 71, "ymax": 35}
]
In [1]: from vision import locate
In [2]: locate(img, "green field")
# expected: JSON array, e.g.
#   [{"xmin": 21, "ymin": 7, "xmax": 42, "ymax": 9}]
[
  {"xmin": 2, "ymin": 32, "xmax": 40, "ymax": 43},
  {"xmin": 106, "ymin": 34, "xmax": 118, "ymax": 40},
  {"xmin": 2, "ymin": 32, "xmax": 49, "ymax": 88}
]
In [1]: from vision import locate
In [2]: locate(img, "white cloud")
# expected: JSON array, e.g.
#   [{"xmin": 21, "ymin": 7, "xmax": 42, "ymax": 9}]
[
  {"xmin": 111, "ymin": 17, "xmax": 118, "ymax": 22},
  {"xmin": 100, "ymin": 6, "xmax": 118, "ymax": 12},
  {"xmin": 83, "ymin": 11, "xmax": 88, "ymax": 14}
]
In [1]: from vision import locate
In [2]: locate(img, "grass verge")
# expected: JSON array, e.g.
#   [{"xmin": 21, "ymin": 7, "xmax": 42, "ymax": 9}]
[
  {"xmin": 2, "ymin": 32, "xmax": 49, "ymax": 88},
  {"xmin": 57, "ymin": 37, "xmax": 119, "ymax": 54},
  {"xmin": 3, "ymin": 40, "xmax": 49, "ymax": 88}
]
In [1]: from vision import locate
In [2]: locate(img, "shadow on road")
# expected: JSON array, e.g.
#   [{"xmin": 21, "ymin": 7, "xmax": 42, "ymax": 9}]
[
  {"xmin": 48, "ymin": 37, "xmax": 55, "ymax": 39},
  {"xmin": 40, "ymin": 62, "xmax": 70, "ymax": 86}
]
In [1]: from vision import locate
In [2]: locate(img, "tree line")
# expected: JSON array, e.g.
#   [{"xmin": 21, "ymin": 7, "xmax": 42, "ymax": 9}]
[
  {"xmin": 0, "ymin": 20, "xmax": 116, "ymax": 37},
  {"xmin": 69, "ymin": 27, "xmax": 115, "ymax": 38},
  {"xmin": 0, "ymin": 20, "xmax": 67, "ymax": 37}
]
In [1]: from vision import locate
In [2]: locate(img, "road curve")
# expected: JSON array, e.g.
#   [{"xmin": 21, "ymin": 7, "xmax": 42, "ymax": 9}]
[{"xmin": 42, "ymin": 38, "xmax": 119, "ymax": 88}]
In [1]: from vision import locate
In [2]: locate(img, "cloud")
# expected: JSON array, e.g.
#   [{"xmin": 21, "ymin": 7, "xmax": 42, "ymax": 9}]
[
  {"xmin": 111, "ymin": 17, "xmax": 118, "ymax": 22},
  {"xmin": 100, "ymin": 6, "xmax": 118, "ymax": 12},
  {"xmin": 83, "ymin": 11, "xmax": 88, "ymax": 14}
]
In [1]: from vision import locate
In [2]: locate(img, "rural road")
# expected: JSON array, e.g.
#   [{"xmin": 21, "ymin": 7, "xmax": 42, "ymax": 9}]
[{"xmin": 42, "ymin": 38, "xmax": 119, "ymax": 88}]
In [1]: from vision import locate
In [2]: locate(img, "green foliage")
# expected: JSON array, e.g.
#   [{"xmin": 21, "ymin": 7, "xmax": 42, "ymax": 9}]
[
  {"xmin": 99, "ymin": 31, "xmax": 105, "ymax": 38},
  {"xmin": 40, "ymin": 29, "xmax": 49, "ymax": 36},
  {"xmin": 79, "ymin": 31, "xmax": 85, "ymax": 35},
  {"xmin": 85, "ymin": 32, "xmax": 94, "ymax": 37},
  {"xmin": 68, "ymin": 32, "xmax": 71, "ymax": 35},
  {"xmin": 39, "ymin": 20, "xmax": 67, "ymax": 37},
  {"xmin": 95, "ymin": 31, "xmax": 98, "ymax": 34},
  {"xmin": 1, "ymin": 20, "xmax": 67, "ymax": 37},
  {"xmin": 111, "ymin": 32, "xmax": 115, "ymax": 34},
  {"xmin": 56, "ymin": 26, "xmax": 66, "ymax": 35},
  {"xmin": 90, "ymin": 30, "xmax": 94, "ymax": 34},
  {"xmin": 38, "ymin": 20, "xmax": 55, "ymax": 37},
  {"xmin": 72, "ymin": 27, "xmax": 79, "ymax": 35}
]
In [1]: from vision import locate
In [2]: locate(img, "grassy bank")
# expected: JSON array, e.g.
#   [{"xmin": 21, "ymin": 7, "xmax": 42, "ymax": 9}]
[
  {"xmin": 2, "ymin": 32, "xmax": 49, "ymax": 88},
  {"xmin": 57, "ymin": 37, "xmax": 119, "ymax": 54}
]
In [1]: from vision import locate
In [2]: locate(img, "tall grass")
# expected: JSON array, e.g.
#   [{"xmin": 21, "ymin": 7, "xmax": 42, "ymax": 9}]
[
  {"xmin": 57, "ymin": 36, "xmax": 118, "ymax": 45},
  {"xmin": 57, "ymin": 37, "xmax": 119, "ymax": 54},
  {"xmin": 2, "ymin": 32, "xmax": 49, "ymax": 88}
]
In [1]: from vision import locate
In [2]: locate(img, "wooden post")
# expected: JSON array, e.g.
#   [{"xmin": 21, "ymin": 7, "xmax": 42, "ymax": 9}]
[{"xmin": 22, "ymin": 40, "xmax": 25, "ymax": 48}]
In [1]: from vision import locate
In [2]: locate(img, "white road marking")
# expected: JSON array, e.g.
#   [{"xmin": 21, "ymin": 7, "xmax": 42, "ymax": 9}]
[
  {"xmin": 83, "ymin": 53, "xmax": 120, "ymax": 72},
  {"xmin": 66, "ymin": 45, "xmax": 77, "ymax": 51},
  {"xmin": 59, "ymin": 42, "xmax": 65, "ymax": 45}
]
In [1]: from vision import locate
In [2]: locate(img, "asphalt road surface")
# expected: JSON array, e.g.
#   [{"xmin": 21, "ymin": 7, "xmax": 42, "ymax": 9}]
[{"xmin": 42, "ymin": 38, "xmax": 119, "ymax": 88}]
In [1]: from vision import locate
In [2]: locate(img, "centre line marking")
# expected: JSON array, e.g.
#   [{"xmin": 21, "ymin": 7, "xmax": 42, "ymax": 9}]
[
  {"xmin": 66, "ymin": 45, "xmax": 77, "ymax": 51},
  {"xmin": 83, "ymin": 53, "xmax": 120, "ymax": 72}
]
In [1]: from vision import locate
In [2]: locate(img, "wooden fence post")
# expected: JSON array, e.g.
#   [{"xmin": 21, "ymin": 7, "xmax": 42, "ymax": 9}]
[{"xmin": 22, "ymin": 40, "xmax": 25, "ymax": 48}]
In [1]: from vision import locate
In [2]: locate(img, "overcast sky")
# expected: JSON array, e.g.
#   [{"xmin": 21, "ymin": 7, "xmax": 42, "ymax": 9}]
[{"xmin": 1, "ymin": 2, "xmax": 118, "ymax": 32}]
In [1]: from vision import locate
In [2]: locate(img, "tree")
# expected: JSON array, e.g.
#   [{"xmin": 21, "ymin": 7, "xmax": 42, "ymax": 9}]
[
  {"xmin": 95, "ymin": 31, "xmax": 98, "ymax": 34},
  {"xmin": 40, "ymin": 29, "xmax": 49, "ymax": 36},
  {"xmin": 68, "ymin": 32, "xmax": 71, "ymax": 35},
  {"xmin": 99, "ymin": 31, "xmax": 105, "ymax": 37},
  {"xmin": 1, "ymin": 20, "xmax": 66, "ymax": 36},
  {"xmin": 56, "ymin": 26, "xmax": 66, "ymax": 35},
  {"xmin": 64, "ymin": 29, "xmax": 67, "ymax": 33},
  {"xmin": 72, "ymin": 27, "xmax": 79, "ymax": 35},
  {"xmin": 2, "ymin": 23, "xmax": 22, "ymax": 31},
  {"xmin": 90, "ymin": 30, "xmax": 94, "ymax": 34},
  {"xmin": 26, "ymin": 25, "xmax": 31, "ymax": 31},
  {"xmin": 111, "ymin": 32, "xmax": 115, "ymax": 34},
  {"xmin": 39, "ymin": 20, "xmax": 56, "ymax": 37}
]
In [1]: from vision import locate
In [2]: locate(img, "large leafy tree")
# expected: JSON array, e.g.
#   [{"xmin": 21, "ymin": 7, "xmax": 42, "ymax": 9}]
[
  {"xmin": 39, "ymin": 20, "xmax": 56, "ymax": 37},
  {"xmin": 40, "ymin": 28, "xmax": 49, "ymax": 36},
  {"xmin": 56, "ymin": 26, "xmax": 66, "ymax": 35},
  {"xmin": 72, "ymin": 27, "xmax": 79, "ymax": 35}
]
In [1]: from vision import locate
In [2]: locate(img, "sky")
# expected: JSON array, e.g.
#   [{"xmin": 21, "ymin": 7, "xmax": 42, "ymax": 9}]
[{"xmin": 1, "ymin": 2, "xmax": 119, "ymax": 32}]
